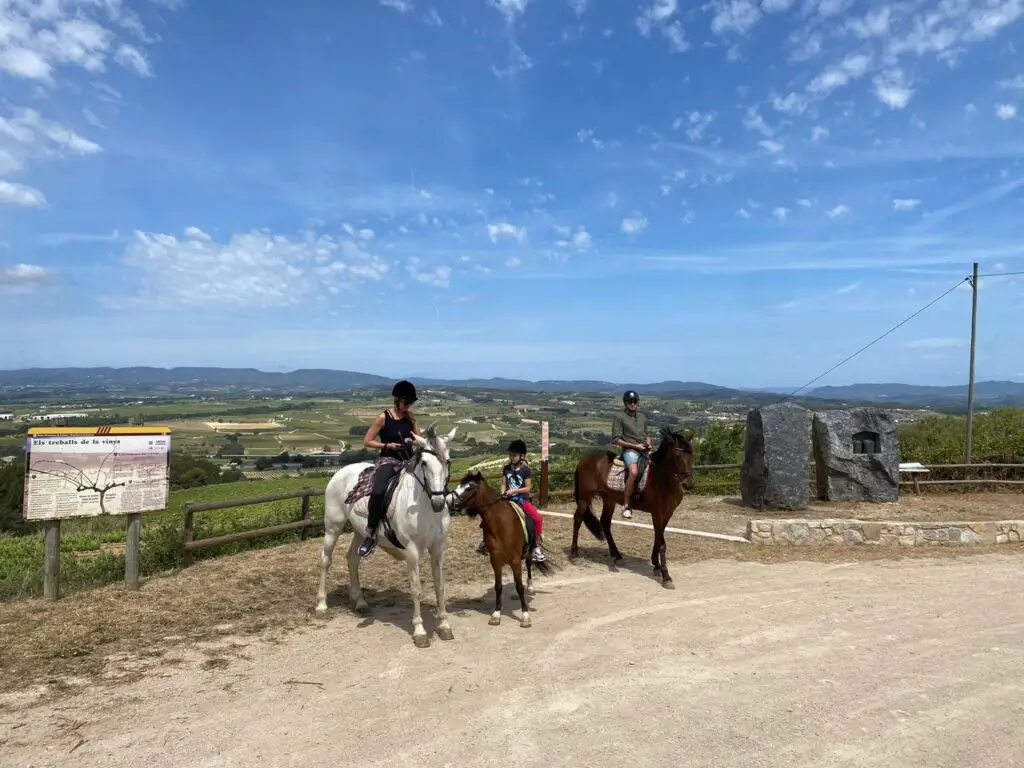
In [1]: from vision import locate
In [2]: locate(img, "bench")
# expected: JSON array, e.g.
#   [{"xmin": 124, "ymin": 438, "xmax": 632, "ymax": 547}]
[{"xmin": 899, "ymin": 462, "xmax": 930, "ymax": 494}]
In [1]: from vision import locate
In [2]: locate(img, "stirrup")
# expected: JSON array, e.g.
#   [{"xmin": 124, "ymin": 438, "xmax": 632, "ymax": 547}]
[{"xmin": 358, "ymin": 536, "xmax": 376, "ymax": 557}]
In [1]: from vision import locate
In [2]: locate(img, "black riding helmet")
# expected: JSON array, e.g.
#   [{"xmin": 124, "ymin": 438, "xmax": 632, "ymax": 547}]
[
  {"xmin": 508, "ymin": 438, "xmax": 527, "ymax": 455},
  {"xmin": 392, "ymin": 380, "xmax": 418, "ymax": 403},
  {"xmin": 622, "ymin": 389, "xmax": 639, "ymax": 404}
]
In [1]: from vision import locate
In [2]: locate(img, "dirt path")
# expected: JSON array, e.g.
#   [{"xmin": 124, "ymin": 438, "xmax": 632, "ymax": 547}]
[{"xmin": 4, "ymin": 554, "xmax": 1024, "ymax": 767}]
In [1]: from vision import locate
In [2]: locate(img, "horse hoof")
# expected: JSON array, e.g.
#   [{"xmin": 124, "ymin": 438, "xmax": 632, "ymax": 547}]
[
  {"xmin": 520, "ymin": 618, "xmax": 532, "ymax": 629},
  {"xmin": 489, "ymin": 615, "xmax": 501, "ymax": 626},
  {"xmin": 413, "ymin": 633, "xmax": 431, "ymax": 648},
  {"xmin": 437, "ymin": 626, "xmax": 455, "ymax": 642},
  {"xmin": 353, "ymin": 603, "xmax": 371, "ymax": 616},
  {"xmin": 314, "ymin": 603, "xmax": 327, "ymax": 614},
  {"xmin": 662, "ymin": 580, "xmax": 676, "ymax": 590}
]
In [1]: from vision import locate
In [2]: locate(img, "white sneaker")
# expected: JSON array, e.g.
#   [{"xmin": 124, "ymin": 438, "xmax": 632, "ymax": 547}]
[
  {"xmin": 531, "ymin": 546, "xmax": 546, "ymax": 562},
  {"xmin": 621, "ymin": 507, "xmax": 632, "ymax": 519}
]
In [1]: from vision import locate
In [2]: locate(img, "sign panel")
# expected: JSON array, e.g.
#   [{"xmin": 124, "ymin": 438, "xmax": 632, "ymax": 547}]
[
  {"xmin": 541, "ymin": 421, "xmax": 549, "ymax": 462},
  {"xmin": 23, "ymin": 427, "xmax": 172, "ymax": 521}
]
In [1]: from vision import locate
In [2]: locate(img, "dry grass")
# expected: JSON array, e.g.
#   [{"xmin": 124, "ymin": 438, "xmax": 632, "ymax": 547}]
[{"xmin": 3, "ymin": 511, "xmax": 1024, "ymax": 708}]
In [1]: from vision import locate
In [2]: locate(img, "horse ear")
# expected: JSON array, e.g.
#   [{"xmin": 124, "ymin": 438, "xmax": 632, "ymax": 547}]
[
  {"xmin": 443, "ymin": 426, "xmax": 457, "ymax": 443},
  {"xmin": 412, "ymin": 432, "xmax": 429, "ymax": 449},
  {"xmin": 425, "ymin": 421, "xmax": 438, "ymax": 437}
]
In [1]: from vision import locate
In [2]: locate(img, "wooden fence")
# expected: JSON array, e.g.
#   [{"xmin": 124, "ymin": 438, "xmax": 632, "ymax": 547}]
[{"xmin": 176, "ymin": 461, "xmax": 1024, "ymax": 569}]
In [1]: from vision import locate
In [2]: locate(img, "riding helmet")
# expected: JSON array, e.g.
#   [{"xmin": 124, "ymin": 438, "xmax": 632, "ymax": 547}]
[
  {"xmin": 622, "ymin": 389, "xmax": 639, "ymax": 403},
  {"xmin": 392, "ymin": 380, "xmax": 418, "ymax": 403},
  {"xmin": 508, "ymin": 438, "xmax": 528, "ymax": 455}
]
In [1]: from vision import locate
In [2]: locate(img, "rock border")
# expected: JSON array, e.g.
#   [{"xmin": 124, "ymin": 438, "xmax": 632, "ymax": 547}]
[{"xmin": 747, "ymin": 519, "xmax": 1024, "ymax": 546}]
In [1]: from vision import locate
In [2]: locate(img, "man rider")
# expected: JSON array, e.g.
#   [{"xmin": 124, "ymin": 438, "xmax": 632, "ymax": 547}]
[
  {"xmin": 359, "ymin": 380, "xmax": 420, "ymax": 557},
  {"xmin": 610, "ymin": 389, "xmax": 651, "ymax": 519}
]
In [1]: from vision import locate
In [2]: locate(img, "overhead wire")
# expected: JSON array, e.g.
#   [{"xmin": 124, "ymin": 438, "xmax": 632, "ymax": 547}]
[{"xmin": 778, "ymin": 275, "xmax": 971, "ymax": 403}]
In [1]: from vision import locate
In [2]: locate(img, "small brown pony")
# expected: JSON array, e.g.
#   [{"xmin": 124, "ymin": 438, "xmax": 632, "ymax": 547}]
[
  {"xmin": 451, "ymin": 471, "xmax": 556, "ymax": 628},
  {"xmin": 571, "ymin": 428, "xmax": 695, "ymax": 588}
]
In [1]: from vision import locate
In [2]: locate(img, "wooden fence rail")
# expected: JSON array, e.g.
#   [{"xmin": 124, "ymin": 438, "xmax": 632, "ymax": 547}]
[
  {"xmin": 177, "ymin": 461, "xmax": 1024, "ymax": 569},
  {"xmin": 183, "ymin": 487, "xmax": 323, "ymax": 567}
]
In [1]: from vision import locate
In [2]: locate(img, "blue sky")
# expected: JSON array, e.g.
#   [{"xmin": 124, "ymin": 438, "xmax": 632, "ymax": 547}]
[{"xmin": 1, "ymin": 0, "xmax": 1023, "ymax": 388}]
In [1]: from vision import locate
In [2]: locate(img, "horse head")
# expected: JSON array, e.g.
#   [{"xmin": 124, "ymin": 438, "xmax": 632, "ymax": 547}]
[
  {"xmin": 655, "ymin": 427, "xmax": 696, "ymax": 490},
  {"xmin": 451, "ymin": 470, "xmax": 487, "ymax": 517},
  {"xmin": 410, "ymin": 422, "xmax": 458, "ymax": 512}
]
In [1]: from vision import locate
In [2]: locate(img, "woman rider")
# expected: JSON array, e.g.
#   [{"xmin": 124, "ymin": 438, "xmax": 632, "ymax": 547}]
[{"xmin": 359, "ymin": 380, "xmax": 421, "ymax": 557}]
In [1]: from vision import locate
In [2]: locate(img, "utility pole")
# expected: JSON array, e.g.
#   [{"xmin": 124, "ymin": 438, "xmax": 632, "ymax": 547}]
[{"xmin": 965, "ymin": 262, "xmax": 979, "ymax": 464}]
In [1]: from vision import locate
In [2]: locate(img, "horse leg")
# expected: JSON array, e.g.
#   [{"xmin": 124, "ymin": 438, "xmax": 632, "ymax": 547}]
[
  {"xmin": 430, "ymin": 546, "xmax": 454, "ymax": 642},
  {"xmin": 512, "ymin": 558, "xmax": 531, "ymax": 628},
  {"xmin": 406, "ymin": 548, "xmax": 430, "ymax": 648},
  {"xmin": 489, "ymin": 559, "xmax": 503, "ymax": 626},
  {"xmin": 525, "ymin": 557, "xmax": 535, "ymax": 598},
  {"xmin": 653, "ymin": 515, "xmax": 674, "ymax": 589},
  {"xmin": 345, "ymin": 534, "xmax": 370, "ymax": 614},
  {"xmin": 600, "ymin": 498, "xmax": 623, "ymax": 561},
  {"xmin": 570, "ymin": 497, "xmax": 586, "ymax": 560},
  {"xmin": 315, "ymin": 524, "xmax": 342, "ymax": 613}
]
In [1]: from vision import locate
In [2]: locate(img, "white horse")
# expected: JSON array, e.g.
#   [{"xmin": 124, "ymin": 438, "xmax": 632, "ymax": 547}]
[{"xmin": 315, "ymin": 424, "xmax": 457, "ymax": 648}]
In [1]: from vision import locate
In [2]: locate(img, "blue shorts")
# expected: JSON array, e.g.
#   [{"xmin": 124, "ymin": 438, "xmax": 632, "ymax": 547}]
[{"xmin": 622, "ymin": 449, "xmax": 641, "ymax": 466}]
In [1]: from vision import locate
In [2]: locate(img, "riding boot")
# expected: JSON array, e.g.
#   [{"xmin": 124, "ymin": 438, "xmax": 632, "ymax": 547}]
[{"xmin": 358, "ymin": 531, "xmax": 377, "ymax": 557}]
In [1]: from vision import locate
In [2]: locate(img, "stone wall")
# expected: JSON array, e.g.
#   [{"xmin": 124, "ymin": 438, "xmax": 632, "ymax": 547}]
[{"xmin": 747, "ymin": 519, "xmax": 1024, "ymax": 546}]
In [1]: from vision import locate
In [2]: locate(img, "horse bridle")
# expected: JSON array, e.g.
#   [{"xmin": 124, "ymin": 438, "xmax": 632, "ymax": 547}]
[{"xmin": 407, "ymin": 447, "xmax": 453, "ymax": 510}]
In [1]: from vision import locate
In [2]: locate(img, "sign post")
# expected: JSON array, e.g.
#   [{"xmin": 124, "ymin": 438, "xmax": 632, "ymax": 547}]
[
  {"xmin": 24, "ymin": 426, "xmax": 172, "ymax": 598},
  {"xmin": 540, "ymin": 421, "xmax": 550, "ymax": 508}
]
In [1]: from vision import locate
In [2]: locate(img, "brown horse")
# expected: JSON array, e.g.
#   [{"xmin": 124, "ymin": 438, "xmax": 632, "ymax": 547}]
[
  {"xmin": 451, "ymin": 471, "xmax": 556, "ymax": 628},
  {"xmin": 570, "ymin": 428, "xmax": 695, "ymax": 588}
]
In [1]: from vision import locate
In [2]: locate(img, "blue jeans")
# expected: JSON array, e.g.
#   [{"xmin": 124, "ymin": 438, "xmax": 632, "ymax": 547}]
[{"xmin": 622, "ymin": 449, "xmax": 641, "ymax": 466}]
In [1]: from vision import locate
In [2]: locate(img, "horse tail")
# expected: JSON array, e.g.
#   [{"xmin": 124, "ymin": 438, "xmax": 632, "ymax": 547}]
[
  {"xmin": 573, "ymin": 466, "xmax": 580, "ymax": 503},
  {"xmin": 532, "ymin": 556, "xmax": 557, "ymax": 577}
]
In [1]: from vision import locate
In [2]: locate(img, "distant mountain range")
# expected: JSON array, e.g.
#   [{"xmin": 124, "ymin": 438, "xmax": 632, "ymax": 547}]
[{"xmin": 0, "ymin": 367, "xmax": 1022, "ymax": 408}]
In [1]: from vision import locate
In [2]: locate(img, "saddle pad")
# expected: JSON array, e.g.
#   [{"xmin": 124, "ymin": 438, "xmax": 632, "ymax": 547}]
[
  {"xmin": 508, "ymin": 501, "xmax": 536, "ymax": 560},
  {"xmin": 606, "ymin": 461, "xmax": 650, "ymax": 494}
]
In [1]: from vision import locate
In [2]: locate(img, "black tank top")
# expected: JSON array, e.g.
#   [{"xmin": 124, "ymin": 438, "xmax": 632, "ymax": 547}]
[{"xmin": 378, "ymin": 409, "xmax": 415, "ymax": 460}]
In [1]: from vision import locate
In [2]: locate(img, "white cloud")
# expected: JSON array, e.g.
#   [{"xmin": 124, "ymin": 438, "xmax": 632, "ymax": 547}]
[
  {"xmin": 407, "ymin": 257, "xmax": 451, "ymax": 287},
  {"xmin": 0, "ymin": 1, "xmax": 169, "ymax": 84},
  {"xmin": 710, "ymin": 0, "xmax": 762, "ymax": 35},
  {"xmin": 808, "ymin": 53, "xmax": 871, "ymax": 96},
  {"xmin": 490, "ymin": 0, "xmax": 532, "ymax": 23},
  {"xmin": 772, "ymin": 206, "xmax": 789, "ymax": 221},
  {"xmin": 685, "ymin": 111, "xmax": 715, "ymax": 140},
  {"xmin": 999, "ymin": 75, "xmax": 1024, "ymax": 90},
  {"xmin": 113, "ymin": 229, "xmax": 389, "ymax": 309},
  {"xmin": 379, "ymin": 0, "xmax": 414, "ymax": 11},
  {"xmin": 836, "ymin": 281, "xmax": 860, "ymax": 294},
  {"xmin": 759, "ymin": 139, "xmax": 783, "ymax": 153},
  {"xmin": 487, "ymin": 222, "xmax": 527, "ymax": 244},
  {"xmin": 568, "ymin": 0, "xmax": 590, "ymax": 16},
  {"xmin": 683, "ymin": 210, "xmax": 695, "ymax": 224},
  {"xmin": 0, "ymin": 263, "xmax": 54, "ymax": 290},
  {"xmin": 761, "ymin": 0, "xmax": 795, "ymax": 12},
  {"xmin": 621, "ymin": 214, "xmax": 649, "ymax": 235},
  {"xmin": 826, "ymin": 204, "xmax": 850, "ymax": 218},
  {"xmin": 184, "ymin": 226, "xmax": 212, "ymax": 241},
  {"xmin": 605, "ymin": 191, "xmax": 619, "ymax": 208},
  {"xmin": 771, "ymin": 92, "xmax": 808, "ymax": 115},
  {"xmin": 556, "ymin": 226, "xmax": 592, "ymax": 251},
  {"xmin": 811, "ymin": 125, "xmax": 829, "ymax": 141},
  {"xmin": 737, "ymin": 208, "xmax": 752, "ymax": 219},
  {"xmin": 873, "ymin": 69, "xmax": 913, "ymax": 109},
  {"xmin": 996, "ymin": 103, "xmax": 1017, "ymax": 120},
  {"xmin": 892, "ymin": 198, "xmax": 921, "ymax": 211},
  {"xmin": 0, "ymin": 107, "xmax": 102, "ymax": 175},
  {"xmin": 505, "ymin": 256, "xmax": 522, "ymax": 268},
  {"xmin": 0, "ymin": 179, "xmax": 46, "ymax": 206},
  {"xmin": 636, "ymin": 0, "xmax": 677, "ymax": 35}
]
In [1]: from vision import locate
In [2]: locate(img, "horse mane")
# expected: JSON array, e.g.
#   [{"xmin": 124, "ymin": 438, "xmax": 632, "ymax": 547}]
[
  {"xmin": 456, "ymin": 470, "xmax": 496, "ymax": 519},
  {"xmin": 651, "ymin": 428, "xmax": 694, "ymax": 463}
]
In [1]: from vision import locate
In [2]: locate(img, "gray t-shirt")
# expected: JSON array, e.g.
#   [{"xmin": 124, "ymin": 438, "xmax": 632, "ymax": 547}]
[{"xmin": 611, "ymin": 409, "xmax": 648, "ymax": 448}]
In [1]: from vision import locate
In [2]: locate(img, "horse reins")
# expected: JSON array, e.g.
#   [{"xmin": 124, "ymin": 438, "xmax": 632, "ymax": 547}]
[{"xmin": 405, "ymin": 447, "xmax": 453, "ymax": 510}]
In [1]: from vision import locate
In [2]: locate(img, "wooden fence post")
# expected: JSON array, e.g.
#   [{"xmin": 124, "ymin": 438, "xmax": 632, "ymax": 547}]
[
  {"xmin": 182, "ymin": 502, "xmax": 195, "ymax": 568},
  {"xmin": 125, "ymin": 513, "xmax": 141, "ymax": 591},
  {"xmin": 43, "ymin": 519, "xmax": 61, "ymax": 600},
  {"xmin": 540, "ymin": 420, "xmax": 550, "ymax": 508},
  {"xmin": 299, "ymin": 489, "xmax": 311, "ymax": 541}
]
